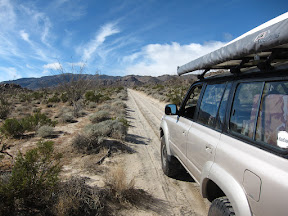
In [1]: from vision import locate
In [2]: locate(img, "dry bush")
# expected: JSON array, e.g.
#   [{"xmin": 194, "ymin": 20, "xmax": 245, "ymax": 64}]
[
  {"xmin": 111, "ymin": 100, "xmax": 127, "ymax": 110},
  {"xmin": 56, "ymin": 107, "xmax": 75, "ymax": 123},
  {"xmin": 84, "ymin": 120, "xmax": 127, "ymax": 140},
  {"xmin": 89, "ymin": 111, "xmax": 110, "ymax": 123},
  {"xmin": 87, "ymin": 102, "xmax": 97, "ymax": 109},
  {"xmin": 72, "ymin": 134, "xmax": 104, "ymax": 154},
  {"xmin": 105, "ymin": 165, "xmax": 135, "ymax": 203},
  {"xmin": 36, "ymin": 125, "xmax": 55, "ymax": 138},
  {"xmin": 54, "ymin": 177, "xmax": 106, "ymax": 216}
]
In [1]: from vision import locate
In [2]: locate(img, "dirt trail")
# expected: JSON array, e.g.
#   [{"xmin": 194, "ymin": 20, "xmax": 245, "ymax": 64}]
[{"xmin": 123, "ymin": 89, "xmax": 209, "ymax": 216}]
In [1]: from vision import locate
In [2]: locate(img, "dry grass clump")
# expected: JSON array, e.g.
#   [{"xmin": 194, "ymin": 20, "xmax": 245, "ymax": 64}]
[{"xmin": 105, "ymin": 165, "xmax": 135, "ymax": 202}]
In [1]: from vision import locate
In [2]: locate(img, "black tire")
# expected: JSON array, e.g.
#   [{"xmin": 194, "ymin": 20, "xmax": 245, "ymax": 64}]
[
  {"xmin": 160, "ymin": 136, "xmax": 179, "ymax": 177},
  {"xmin": 208, "ymin": 197, "xmax": 235, "ymax": 216}
]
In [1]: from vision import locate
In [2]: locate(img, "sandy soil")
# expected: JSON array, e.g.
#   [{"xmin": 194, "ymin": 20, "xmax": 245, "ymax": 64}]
[{"xmin": 122, "ymin": 89, "xmax": 210, "ymax": 216}]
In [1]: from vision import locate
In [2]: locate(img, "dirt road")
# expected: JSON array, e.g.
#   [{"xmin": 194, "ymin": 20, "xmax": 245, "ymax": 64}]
[{"xmin": 123, "ymin": 89, "xmax": 209, "ymax": 216}]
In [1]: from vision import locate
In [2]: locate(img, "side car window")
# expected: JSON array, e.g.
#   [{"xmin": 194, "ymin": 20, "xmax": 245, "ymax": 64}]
[
  {"xmin": 182, "ymin": 85, "xmax": 202, "ymax": 119},
  {"xmin": 197, "ymin": 83, "xmax": 226, "ymax": 127}
]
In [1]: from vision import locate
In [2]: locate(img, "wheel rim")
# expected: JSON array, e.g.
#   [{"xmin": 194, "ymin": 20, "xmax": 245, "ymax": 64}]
[{"xmin": 161, "ymin": 142, "xmax": 167, "ymax": 168}]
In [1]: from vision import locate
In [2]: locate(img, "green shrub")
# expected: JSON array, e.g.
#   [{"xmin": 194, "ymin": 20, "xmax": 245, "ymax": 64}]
[
  {"xmin": 85, "ymin": 91, "xmax": 107, "ymax": 103},
  {"xmin": 21, "ymin": 112, "xmax": 57, "ymax": 131},
  {"xmin": 0, "ymin": 96, "xmax": 10, "ymax": 120},
  {"xmin": 47, "ymin": 95, "xmax": 61, "ymax": 103},
  {"xmin": 60, "ymin": 92, "xmax": 69, "ymax": 103},
  {"xmin": 31, "ymin": 91, "xmax": 44, "ymax": 100},
  {"xmin": 0, "ymin": 118, "xmax": 25, "ymax": 137},
  {"xmin": 0, "ymin": 140, "xmax": 62, "ymax": 214}
]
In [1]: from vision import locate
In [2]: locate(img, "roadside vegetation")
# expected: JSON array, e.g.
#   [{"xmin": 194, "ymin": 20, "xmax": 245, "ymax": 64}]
[
  {"xmin": 0, "ymin": 80, "xmax": 160, "ymax": 215},
  {"xmin": 134, "ymin": 83, "xmax": 190, "ymax": 106}
]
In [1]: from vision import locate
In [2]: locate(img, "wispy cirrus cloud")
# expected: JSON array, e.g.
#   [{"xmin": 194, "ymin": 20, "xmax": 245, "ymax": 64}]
[
  {"xmin": 0, "ymin": 0, "xmax": 16, "ymax": 30},
  {"xmin": 123, "ymin": 41, "xmax": 225, "ymax": 76},
  {"xmin": 0, "ymin": 66, "xmax": 22, "ymax": 82},
  {"xmin": 79, "ymin": 22, "xmax": 120, "ymax": 61}
]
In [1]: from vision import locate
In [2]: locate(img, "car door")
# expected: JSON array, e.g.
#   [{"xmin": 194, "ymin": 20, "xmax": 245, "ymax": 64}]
[
  {"xmin": 167, "ymin": 84, "xmax": 203, "ymax": 163},
  {"xmin": 186, "ymin": 82, "xmax": 230, "ymax": 181}
]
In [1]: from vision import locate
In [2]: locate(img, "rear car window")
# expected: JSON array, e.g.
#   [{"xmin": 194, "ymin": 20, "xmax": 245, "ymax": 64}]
[{"xmin": 230, "ymin": 81, "xmax": 288, "ymax": 151}]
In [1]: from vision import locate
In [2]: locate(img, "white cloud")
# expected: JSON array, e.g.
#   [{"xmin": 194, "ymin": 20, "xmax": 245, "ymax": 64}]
[
  {"xmin": 81, "ymin": 22, "xmax": 120, "ymax": 60},
  {"xmin": 0, "ymin": 66, "xmax": 21, "ymax": 82},
  {"xmin": 20, "ymin": 30, "xmax": 30, "ymax": 42},
  {"xmin": 43, "ymin": 62, "xmax": 62, "ymax": 70},
  {"xmin": 123, "ymin": 41, "xmax": 226, "ymax": 76}
]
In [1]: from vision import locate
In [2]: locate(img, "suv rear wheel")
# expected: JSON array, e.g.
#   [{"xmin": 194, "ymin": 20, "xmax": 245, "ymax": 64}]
[{"xmin": 208, "ymin": 196, "xmax": 235, "ymax": 216}]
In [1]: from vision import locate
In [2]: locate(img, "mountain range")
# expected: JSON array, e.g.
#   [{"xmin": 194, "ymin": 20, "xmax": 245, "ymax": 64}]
[{"xmin": 1, "ymin": 73, "xmax": 197, "ymax": 90}]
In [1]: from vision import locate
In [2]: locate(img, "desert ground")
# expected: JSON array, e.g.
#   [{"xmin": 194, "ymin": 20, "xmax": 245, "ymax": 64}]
[{"xmin": 0, "ymin": 87, "xmax": 209, "ymax": 215}]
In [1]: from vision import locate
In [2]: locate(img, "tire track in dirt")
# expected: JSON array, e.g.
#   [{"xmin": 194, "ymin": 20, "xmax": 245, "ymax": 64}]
[{"xmin": 123, "ymin": 89, "xmax": 209, "ymax": 216}]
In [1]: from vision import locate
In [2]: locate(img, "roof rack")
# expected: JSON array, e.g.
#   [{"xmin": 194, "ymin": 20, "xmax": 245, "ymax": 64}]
[{"xmin": 177, "ymin": 12, "xmax": 288, "ymax": 78}]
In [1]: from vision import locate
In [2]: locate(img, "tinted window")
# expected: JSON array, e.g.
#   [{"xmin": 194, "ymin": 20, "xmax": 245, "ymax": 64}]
[
  {"xmin": 255, "ymin": 81, "xmax": 288, "ymax": 149},
  {"xmin": 182, "ymin": 85, "xmax": 202, "ymax": 119},
  {"xmin": 229, "ymin": 82, "xmax": 263, "ymax": 137},
  {"xmin": 216, "ymin": 83, "xmax": 232, "ymax": 130},
  {"xmin": 197, "ymin": 83, "xmax": 226, "ymax": 127}
]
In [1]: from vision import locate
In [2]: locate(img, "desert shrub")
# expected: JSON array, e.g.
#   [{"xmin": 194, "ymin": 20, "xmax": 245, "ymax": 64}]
[
  {"xmin": 89, "ymin": 111, "xmax": 110, "ymax": 123},
  {"xmin": 60, "ymin": 92, "xmax": 69, "ymax": 103},
  {"xmin": 31, "ymin": 91, "xmax": 44, "ymax": 100},
  {"xmin": 0, "ymin": 140, "xmax": 62, "ymax": 215},
  {"xmin": 37, "ymin": 125, "xmax": 54, "ymax": 138},
  {"xmin": 84, "ymin": 120, "xmax": 127, "ymax": 140},
  {"xmin": 105, "ymin": 166, "xmax": 135, "ymax": 203},
  {"xmin": 0, "ymin": 118, "xmax": 25, "ymax": 137},
  {"xmin": 87, "ymin": 101, "xmax": 97, "ymax": 109},
  {"xmin": 111, "ymin": 100, "xmax": 127, "ymax": 110},
  {"xmin": 21, "ymin": 112, "xmax": 57, "ymax": 131},
  {"xmin": 0, "ymin": 96, "xmax": 10, "ymax": 120},
  {"xmin": 96, "ymin": 104, "xmax": 111, "ymax": 112},
  {"xmin": 47, "ymin": 95, "xmax": 61, "ymax": 103},
  {"xmin": 56, "ymin": 107, "xmax": 75, "ymax": 123},
  {"xmin": 59, "ymin": 112, "xmax": 75, "ymax": 123},
  {"xmin": 54, "ymin": 177, "xmax": 106, "ymax": 216},
  {"xmin": 72, "ymin": 134, "xmax": 104, "ymax": 154},
  {"xmin": 116, "ymin": 90, "xmax": 128, "ymax": 100},
  {"xmin": 19, "ymin": 93, "xmax": 32, "ymax": 102},
  {"xmin": 32, "ymin": 107, "xmax": 42, "ymax": 113}
]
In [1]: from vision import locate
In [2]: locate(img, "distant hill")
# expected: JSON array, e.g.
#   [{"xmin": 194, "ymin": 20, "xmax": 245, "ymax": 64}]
[{"xmin": 1, "ymin": 73, "xmax": 197, "ymax": 90}]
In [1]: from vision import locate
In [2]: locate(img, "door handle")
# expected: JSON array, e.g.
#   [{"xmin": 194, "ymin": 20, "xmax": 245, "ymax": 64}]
[{"xmin": 205, "ymin": 145, "xmax": 213, "ymax": 154}]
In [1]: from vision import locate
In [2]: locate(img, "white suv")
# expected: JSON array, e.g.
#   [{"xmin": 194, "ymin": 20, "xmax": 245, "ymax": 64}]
[{"xmin": 160, "ymin": 12, "xmax": 288, "ymax": 216}]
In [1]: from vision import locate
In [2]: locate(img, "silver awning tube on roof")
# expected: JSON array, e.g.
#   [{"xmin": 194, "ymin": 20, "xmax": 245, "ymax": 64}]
[{"xmin": 177, "ymin": 12, "xmax": 288, "ymax": 76}]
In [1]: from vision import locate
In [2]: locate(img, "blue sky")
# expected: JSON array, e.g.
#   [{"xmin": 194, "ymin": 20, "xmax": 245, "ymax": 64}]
[{"xmin": 0, "ymin": 0, "xmax": 287, "ymax": 82}]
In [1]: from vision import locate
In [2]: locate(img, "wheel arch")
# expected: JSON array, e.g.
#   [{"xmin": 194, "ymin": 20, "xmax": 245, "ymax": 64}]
[
  {"xmin": 201, "ymin": 163, "xmax": 252, "ymax": 216},
  {"xmin": 160, "ymin": 120, "xmax": 172, "ymax": 157}
]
